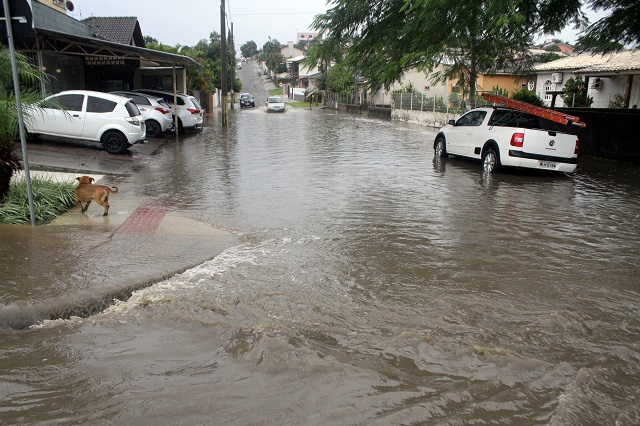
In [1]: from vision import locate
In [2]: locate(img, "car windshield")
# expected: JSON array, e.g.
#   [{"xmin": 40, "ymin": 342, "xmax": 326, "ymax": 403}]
[
  {"xmin": 268, "ymin": 97, "xmax": 283, "ymax": 103},
  {"xmin": 240, "ymin": 94, "xmax": 251, "ymax": 99},
  {"xmin": 191, "ymin": 98, "xmax": 202, "ymax": 109}
]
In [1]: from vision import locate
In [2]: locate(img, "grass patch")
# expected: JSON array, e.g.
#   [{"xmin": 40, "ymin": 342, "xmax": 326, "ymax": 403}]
[
  {"xmin": 0, "ymin": 175, "xmax": 76, "ymax": 224},
  {"xmin": 269, "ymin": 88, "xmax": 283, "ymax": 95},
  {"xmin": 288, "ymin": 102, "xmax": 323, "ymax": 108}
]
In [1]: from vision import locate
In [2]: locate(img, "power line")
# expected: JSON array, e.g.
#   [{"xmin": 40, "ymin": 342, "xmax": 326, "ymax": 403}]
[{"xmin": 232, "ymin": 12, "xmax": 321, "ymax": 16}]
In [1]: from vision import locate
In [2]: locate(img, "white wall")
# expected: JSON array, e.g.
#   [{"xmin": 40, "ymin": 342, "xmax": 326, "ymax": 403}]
[
  {"xmin": 536, "ymin": 72, "xmax": 567, "ymax": 106},
  {"xmin": 537, "ymin": 72, "xmax": 640, "ymax": 108},
  {"xmin": 588, "ymin": 75, "xmax": 628, "ymax": 108},
  {"xmin": 632, "ymin": 76, "xmax": 640, "ymax": 108},
  {"xmin": 369, "ymin": 66, "xmax": 449, "ymax": 105}
]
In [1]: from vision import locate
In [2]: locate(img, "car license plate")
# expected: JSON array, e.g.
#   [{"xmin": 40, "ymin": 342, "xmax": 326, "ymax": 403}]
[{"xmin": 539, "ymin": 160, "xmax": 557, "ymax": 169}]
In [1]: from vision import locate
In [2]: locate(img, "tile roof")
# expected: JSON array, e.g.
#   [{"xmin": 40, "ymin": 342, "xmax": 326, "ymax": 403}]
[
  {"xmin": 534, "ymin": 53, "xmax": 610, "ymax": 71},
  {"xmin": 581, "ymin": 50, "xmax": 640, "ymax": 72},
  {"xmin": 534, "ymin": 50, "xmax": 640, "ymax": 73},
  {"xmin": 82, "ymin": 17, "xmax": 142, "ymax": 46}
]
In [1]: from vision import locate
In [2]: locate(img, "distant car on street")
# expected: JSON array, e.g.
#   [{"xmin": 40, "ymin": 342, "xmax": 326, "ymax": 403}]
[
  {"xmin": 266, "ymin": 96, "xmax": 285, "ymax": 113},
  {"xmin": 238, "ymin": 93, "xmax": 255, "ymax": 108},
  {"xmin": 110, "ymin": 91, "xmax": 173, "ymax": 137},
  {"xmin": 26, "ymin": 90, "xmax": 146, "ymax": 154}
]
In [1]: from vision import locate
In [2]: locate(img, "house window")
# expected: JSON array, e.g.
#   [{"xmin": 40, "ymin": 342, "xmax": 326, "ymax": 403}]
[{"xmin": 544, "ymin": 80, "xmax": 552, "ymax": 101}]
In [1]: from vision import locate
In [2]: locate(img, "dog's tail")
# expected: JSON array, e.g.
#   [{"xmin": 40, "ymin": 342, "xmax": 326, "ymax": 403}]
[{"xmin": 108, "ymin": 186, "xmax": 119, "ymax": 194}]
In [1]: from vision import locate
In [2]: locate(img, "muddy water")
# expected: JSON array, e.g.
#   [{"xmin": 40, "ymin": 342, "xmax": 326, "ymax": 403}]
[{"xmin": 1, "ymin": 108, "xmax": 640, "ymax": 424}]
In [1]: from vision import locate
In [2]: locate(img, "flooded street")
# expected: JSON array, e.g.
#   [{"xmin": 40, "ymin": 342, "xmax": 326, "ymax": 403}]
[{"xmin": 1, "ymin": 104, "xmax": 640, "ymax": 424}]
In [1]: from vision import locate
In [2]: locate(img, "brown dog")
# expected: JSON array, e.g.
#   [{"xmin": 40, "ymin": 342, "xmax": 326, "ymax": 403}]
[{"xmin": 75, "ymin": 176, "xmax": 119, "ymax": 216}]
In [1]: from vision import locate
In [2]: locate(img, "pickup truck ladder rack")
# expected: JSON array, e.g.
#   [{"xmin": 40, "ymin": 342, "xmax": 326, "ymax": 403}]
[{"xmin": 481, "ymin": 93, "xmax": 587, "ymax": 128}]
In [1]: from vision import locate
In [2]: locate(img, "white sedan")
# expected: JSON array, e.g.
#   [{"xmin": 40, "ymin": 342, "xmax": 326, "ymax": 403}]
[
  {"xmin": 266, "ymin": 96, "xmax": 285, "ymax": 112},
  {"xmin": 26, "ymin": 90, "xmax": 146, "ymax": 154}
]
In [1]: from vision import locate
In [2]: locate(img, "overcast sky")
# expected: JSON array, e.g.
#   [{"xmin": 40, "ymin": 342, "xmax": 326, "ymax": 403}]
[
  {"xmin": 68, "ymin": 0, "xmax": 330, "ymax": 50},
  {"xmin": 68, "ymin": 1, "xmax": 609, "ymax": 51}
]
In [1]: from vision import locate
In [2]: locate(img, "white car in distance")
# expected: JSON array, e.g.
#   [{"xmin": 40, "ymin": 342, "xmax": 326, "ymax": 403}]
[
  {"xmin": 26, "ymin": 90, "xmax": 146, "ymax": 154},
  {"xmin": 266, "ymin": 96, "xmax": 285, "ymax": 112}
]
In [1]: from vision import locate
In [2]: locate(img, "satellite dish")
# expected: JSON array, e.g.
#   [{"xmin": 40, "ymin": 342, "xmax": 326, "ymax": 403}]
[{"xmin": 65, "ymin": 1, "xmax": 74, "ymax": 11}]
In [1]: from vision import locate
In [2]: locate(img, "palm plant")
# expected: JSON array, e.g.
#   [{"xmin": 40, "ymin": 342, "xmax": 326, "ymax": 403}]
[{"xmin": 0, "ymin": 46, "xmax": 49, "ymax": 200}]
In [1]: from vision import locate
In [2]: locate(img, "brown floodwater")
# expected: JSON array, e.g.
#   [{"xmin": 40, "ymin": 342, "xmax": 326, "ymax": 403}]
[{"xmin": 1, "ymin": 106, "xmax": 639, "ymax": 424}]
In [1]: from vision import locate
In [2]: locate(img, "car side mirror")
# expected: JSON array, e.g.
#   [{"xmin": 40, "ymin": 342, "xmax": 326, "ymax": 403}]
[{"xmin": 448, "ymin": 119, "xmax": 456, "ymax": 125}]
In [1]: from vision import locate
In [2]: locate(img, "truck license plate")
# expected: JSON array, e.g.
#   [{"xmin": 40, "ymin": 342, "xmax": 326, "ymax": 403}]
[{"xmin": 539, "ymin": 160, "xmax": 557, "ymax": 169}]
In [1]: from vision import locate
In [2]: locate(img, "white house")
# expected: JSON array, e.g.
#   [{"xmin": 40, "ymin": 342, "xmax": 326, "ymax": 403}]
[
  {"xmin": 285, "ymin": 55, "xmax": 326, "ymax": 99},
  {"xmin": 297, "ymin": 32, "xmax": 319, "ymax": 44},
  {"xmin": 368, "ymin": 66, "xmax": 450, "ymax": 106},
  {"xmin": 280, "ymin": 42, "xmax": 306, "ymax": 59},
  {"xmin": 534, "ymin": 51, "xmax": 640, "ymax": 108}
]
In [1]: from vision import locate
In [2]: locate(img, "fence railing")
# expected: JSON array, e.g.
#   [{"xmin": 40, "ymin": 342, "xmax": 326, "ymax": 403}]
[
  {"xmin": 325, "ymin": 91, "xmax": 469, "ymax": 115},
  {"xmin": 392, "ymin": 92, "xmax": 470, "ymax": 114}
]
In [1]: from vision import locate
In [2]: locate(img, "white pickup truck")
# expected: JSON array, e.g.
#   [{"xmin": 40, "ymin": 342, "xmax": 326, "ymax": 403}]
[{"xmin": 434, "ymin": 107, "xmax": 580, "ymax": 173}]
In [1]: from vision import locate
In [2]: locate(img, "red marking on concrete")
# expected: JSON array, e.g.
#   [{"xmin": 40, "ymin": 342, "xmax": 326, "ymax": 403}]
[{"xmin": 114, "ymin": 205, "xmax": 166, "ymax": 235}]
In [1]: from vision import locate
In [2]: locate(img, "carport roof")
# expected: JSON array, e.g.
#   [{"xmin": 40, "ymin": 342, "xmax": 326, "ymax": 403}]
[
  {"xmin": 23, "ymin": 1, "xmax": 202, "ymax": 69},
  {"xmin": 31, "ymin": 27, "xmax": 203, "ymax": 69}
]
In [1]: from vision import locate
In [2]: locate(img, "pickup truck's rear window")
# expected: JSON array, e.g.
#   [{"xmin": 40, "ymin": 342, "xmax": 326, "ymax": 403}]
[{"xmin": 489, "ymin": 109, "xmax": 566, "ymax": 133}]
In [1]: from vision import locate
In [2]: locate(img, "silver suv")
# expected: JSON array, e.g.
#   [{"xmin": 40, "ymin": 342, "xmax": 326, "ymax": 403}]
[{"xmin": 133, "ymin": 89, "xmax": 204, "ymax": 132}]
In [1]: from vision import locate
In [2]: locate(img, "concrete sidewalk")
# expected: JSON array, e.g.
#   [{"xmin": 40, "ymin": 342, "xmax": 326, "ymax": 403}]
[{"xmin": 2, "ymin": 170, "xmax": 239, "ymax": 329}]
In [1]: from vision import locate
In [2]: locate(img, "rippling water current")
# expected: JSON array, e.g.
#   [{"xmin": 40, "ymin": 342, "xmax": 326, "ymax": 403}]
[{"xmin": 2, "ymin": 108, "xmax": 640, "ymax": 424}]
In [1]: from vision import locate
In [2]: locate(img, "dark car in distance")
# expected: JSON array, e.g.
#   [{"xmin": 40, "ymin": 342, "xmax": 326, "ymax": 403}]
[{"xmin": 239, "ymin": 93, "xmax": 255, "ymax": 108}]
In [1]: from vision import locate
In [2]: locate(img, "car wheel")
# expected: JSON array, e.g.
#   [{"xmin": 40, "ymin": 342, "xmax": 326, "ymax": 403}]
[
  {"xmin": 482, "ymin": 148, "xmax": 501, "ymax": 173},
  {"xmin": 434, "ymin": 137, "xmax": 448, "ymax": 158},
  {"xmin": 101, "ymin": 131, "xmax": 128, "ymax": 154},
  {"xmin": 146, "ymin": 120, "xmax": 161, "ymax": 138}
]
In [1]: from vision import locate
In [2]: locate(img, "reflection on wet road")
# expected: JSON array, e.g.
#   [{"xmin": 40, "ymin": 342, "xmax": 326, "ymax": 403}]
[{"xmin": 1, "ymin": 104, "xmax": 639, "ymax": 424}]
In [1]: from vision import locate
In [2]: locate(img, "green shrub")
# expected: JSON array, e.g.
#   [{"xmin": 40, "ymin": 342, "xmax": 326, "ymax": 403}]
[
  {"xmin": 0, "ymin": 175, "xmax": 76, "ymax": 224},
  {"xmin": 511, "ymin": 88, "xmax": 546, "ymax": 107},
  {"xmin": 562, "ymin": 76, "xmax": 593, "ymax": 107}
]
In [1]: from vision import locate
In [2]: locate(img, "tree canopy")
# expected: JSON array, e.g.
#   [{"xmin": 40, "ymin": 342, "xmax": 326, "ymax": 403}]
[
  {"xmin": 259, "ymin": 38, "xmax": 286, "ymax": 73},
  {"xmin": 240, "ymin": 40, "xmax": 258, "ymax": 58},
  {"xmin": 145, "ymin": 33, "xmax": 240, "ymax": 93},
  {"xmin": 578, "ymin": 0, "xmax": 640, "ymax": 52},
  {"xmin": 311, "ymin": 0, "xmax": 632, "ymax": 106}
]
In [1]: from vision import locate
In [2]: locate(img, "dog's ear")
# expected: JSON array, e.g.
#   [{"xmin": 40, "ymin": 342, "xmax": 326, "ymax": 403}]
[{"xmin": 76, "ymin": 177, "xmax": 81, "ymax": 182}]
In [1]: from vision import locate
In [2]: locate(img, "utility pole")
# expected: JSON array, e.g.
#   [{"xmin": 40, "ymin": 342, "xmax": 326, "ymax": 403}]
[
  {"xmin": 230, "ymin": 22, "xmax": 234, "ymax": 110},
  {"xmin": 2, "ymin": 0, "xmax": 36, "ymax": 225},
  {"xmin": 220, "ymin": 0, "xmax": 228, "ymax": 127}
]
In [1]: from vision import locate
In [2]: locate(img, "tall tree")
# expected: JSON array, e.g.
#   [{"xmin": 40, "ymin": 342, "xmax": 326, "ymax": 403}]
[
  {"xmin": 260, "ymin": 38, "xmax": 285, "ymax": 73},
  {"xmin": 145, "ymin": 33, "xmax": 240, "ymax": 93},
  {"xmin": 312, "ymin": 0, "xmax": 588, "ymax": 107},
  {"xmin": 578, "ymin": 0, "xmax": 640, "ymax": 52},
  {"xmin": 240, "ymin": 40, "xmax": 258, "ymax": 58}
]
